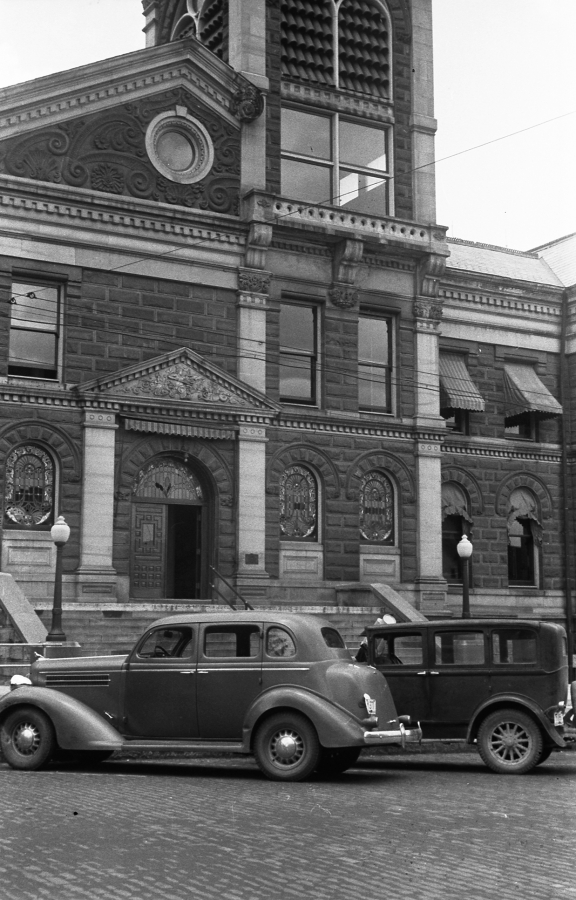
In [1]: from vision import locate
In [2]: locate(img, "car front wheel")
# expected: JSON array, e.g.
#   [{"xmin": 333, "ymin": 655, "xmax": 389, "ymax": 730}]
[
  {"xmin": 0, "ymin": 707, "xmax": 56, "ymax": 770},
  {"xmin": 477, "ymin": 708, "xmax": 543, "ymax": 774},
  {"xmin": 254, "ymin": 712, "xmax": 320, "ymax": 782}
]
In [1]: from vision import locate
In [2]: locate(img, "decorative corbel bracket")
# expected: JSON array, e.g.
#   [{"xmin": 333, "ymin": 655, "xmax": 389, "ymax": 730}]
[
  {"xmin": 245, "ymin": 222, "xmax": 273, "ymax": 270},
  {"xmin": 230, "ymin": 80, "xmax": 265, "ymax": 123},
  {"xmin": 333, "ymin": 238, "xmax": 364, "ymax": 285},
  {"xmin": 417, "ymin": 252, "xmax": 447, "ymax": 298},
  {"xmin": 328, "ymin": 285, "xmax": 358, "ymax": 310}
]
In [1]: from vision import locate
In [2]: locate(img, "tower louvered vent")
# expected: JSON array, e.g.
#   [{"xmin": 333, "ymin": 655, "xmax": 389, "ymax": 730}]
[
  {"xmin": 199, "ymin": 0, "xmax": 227, "ymax": 61},
  {"xmin": 281, "ymin": 0, "xmax": 334, "ymax": 86},
  {"xmin": 339, "ymin": 0, "xmax": 390, "ymax": 99}
]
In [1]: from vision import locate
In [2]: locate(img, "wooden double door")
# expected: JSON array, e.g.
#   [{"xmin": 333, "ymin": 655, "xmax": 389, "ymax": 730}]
[{"xmin": 131, "ymin": 501, "xmax": 205, "ymax": 600}]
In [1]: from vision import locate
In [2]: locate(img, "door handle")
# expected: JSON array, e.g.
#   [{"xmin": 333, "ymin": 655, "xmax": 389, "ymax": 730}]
[
  {"xmin": 179, "ymin": 670, "xmax": 195, "ymax": 675},
  {"xmin": 197, "ymin": 669, "xmax": 210, "ymax": 675},
  {"xmin": 417, "ymin": 671, "xmax": 427, "ymax": 675},
  {"xmin": 430, "ymin": 671, "xmax": 440, "ymax": 675}
]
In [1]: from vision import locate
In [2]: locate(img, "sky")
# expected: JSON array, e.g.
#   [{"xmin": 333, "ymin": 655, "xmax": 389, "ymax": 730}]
[{"xmin": 0, "ymin": 0, "xmax": 573, "ymax": 252}]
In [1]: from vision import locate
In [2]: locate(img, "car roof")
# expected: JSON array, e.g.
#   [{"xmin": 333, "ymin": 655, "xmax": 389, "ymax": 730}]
[
  {"xmin": 365, "ymin": 618, "xmax": 562, "ymax": 631},
  {"xmin": 147, "ymin": 611, "xmax": 335, "ymax": 631}
]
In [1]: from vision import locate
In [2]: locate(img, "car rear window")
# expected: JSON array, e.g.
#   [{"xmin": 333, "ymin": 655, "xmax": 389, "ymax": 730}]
[
  {"xmin": 373, "ymin": 633, "xmax": 423, "ymax": 666},
  {"xmin": 321, "ymin": 627, "xmax": 346, "ymax": 649},
  {"xmin": 204, "ymin": 624, "xmax": 260, "ymax": 658},
  {"xmin": 266, "ymin": 627, "xmax": 297, "ymax": 658},
  {"xmin": 491, "ymin": 629, "xmax": 537, "ymax": 664},
  {"xmin": 434, "ymin": 631, "xmax": 485, "ymax": 665}
]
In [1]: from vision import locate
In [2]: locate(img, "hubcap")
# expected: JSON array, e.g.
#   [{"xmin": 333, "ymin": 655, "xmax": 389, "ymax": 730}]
[
  {"xmin": 269, "ymin": 728, "xmax": 304, "ymax": 767},
  {"xmin": 13, "ymin": 722, "xmax": 41, "ymax": 756},
  {"xmin": 490, "ymin": 722, "xmax": 530, "ymax": 762}
]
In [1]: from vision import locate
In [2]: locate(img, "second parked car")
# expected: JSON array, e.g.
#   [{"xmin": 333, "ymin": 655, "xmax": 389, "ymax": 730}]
[{"xmin": 364, "ymin": 617, "xmax": 575, "ymax": 774}]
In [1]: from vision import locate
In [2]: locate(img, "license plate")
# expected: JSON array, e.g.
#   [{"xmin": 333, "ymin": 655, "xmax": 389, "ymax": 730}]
[{"xmin": 554, "ymin": 711, "xmax": 564, "ymax": 726}]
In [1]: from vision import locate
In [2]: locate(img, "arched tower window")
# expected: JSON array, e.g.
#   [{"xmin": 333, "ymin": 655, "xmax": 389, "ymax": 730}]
[
  {"xmin": 441, "ymin": 482, "xmax": 472, "ymax": 584},
  {"xmin": 359, "ymin": 470, "xmax": 394, "ymax": 543},
  {"xmin": 281, "ymin": 0, "xmax": 391, "ymax": 97},
  {"xmin": 279, "ymin": 465, "xmax": 318, "ymax": 541},
  {"xmin": 4, "ymin": 444, "xmax": 55, "ymax": 529},
  {"xmin": 169, "ymin": 0, "xmax": 227, "ymax": 60},
  {"xmin": 507, "ymin": 488, "xmax": 541, "ymax": 587}
]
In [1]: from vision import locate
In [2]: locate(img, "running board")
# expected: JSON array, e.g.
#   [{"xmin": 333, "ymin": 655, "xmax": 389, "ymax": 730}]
[{"xmin": 120, "ymin": 739, "xmax": 246, "ymax": 753}]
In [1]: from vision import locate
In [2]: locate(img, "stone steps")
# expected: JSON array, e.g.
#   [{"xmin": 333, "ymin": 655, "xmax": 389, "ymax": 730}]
[{"xmin": 30, "ymin": 603, "xmax": 382, "ymax": 657}]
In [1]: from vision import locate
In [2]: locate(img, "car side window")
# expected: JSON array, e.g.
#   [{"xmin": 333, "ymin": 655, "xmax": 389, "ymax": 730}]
[
  {"xmin": 136, "ymin": 627, "xmax": 194, "ymax": 659},
  {"xmin": 434, "ymin": 631, "xmax": 485, "ymax": 665},
  {"xmin": 266, "ymin": 627, "xmax": 297, "ymax": 658},
  {"xmin": 203, "ymin": 624, "xmax": 261, "ymax": 658},
  {"xmin": 373, "ymin": 633, "xmax": 422, "ymax": 666},
  {"xmin": 491, "ymin": 629, "xmax": 537, "ymax": 664}
]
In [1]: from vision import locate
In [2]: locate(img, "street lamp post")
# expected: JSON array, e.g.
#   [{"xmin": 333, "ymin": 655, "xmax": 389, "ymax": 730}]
[
  {"xmin": 457, "ymin": 534, "xmax": 473, "ymax": 619},
  {"xmin": 47, "ymin": 515, "xmax": 71, "ymax": 642}
]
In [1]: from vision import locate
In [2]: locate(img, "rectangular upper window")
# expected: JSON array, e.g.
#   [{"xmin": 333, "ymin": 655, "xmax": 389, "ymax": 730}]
[
  {"xmin": 358, "ymin": 315, "xmax": 392, "ymax": 412},
  {"xmin": 9, "ymin": 280, "xmax": 61, "ymax": 380},
  {"xmin": 281, "ymin": 107, "xmax": 391, "ymax": 216},
  {"xmin": 279, "ymin": 301, "xmax": 317, "ymax": 404}
]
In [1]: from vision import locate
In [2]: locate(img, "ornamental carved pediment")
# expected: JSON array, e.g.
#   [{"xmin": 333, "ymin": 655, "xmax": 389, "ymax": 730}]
[
  {"xmin": 80, "ymin": 348, "xmax": 279, "ymax": 414},
  {"xmin": 0, "ymin": 87, "xmax": 240, "ymax": 215}
]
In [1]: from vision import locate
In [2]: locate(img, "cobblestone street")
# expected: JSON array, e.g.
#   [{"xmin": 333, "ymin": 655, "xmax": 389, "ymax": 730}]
[{"xmin": 1, "ymin": 750, "xmax": 575, "ymax": 900}]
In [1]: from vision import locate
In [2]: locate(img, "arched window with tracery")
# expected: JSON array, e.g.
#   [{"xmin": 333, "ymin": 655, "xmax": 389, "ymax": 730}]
[
  {"xmin": 279, "ymin": 465, "xmax": 318, "ymax": 541},
  {"xmin": 4, "ymin": 444, "xmax": 55, "ymax": 529},
  {"xmin": 507, "ymin": 488, "xmax": 541, "ymax": 586},
  {"xmin": 133, "ymin": 459, "xmax": 204, "ymax": 503},
  {"xmin": 359, "ymin": 470, "xmax": 394, "ymax": 543},
  {"xmin": 441, "ymin": 482, "xmax": 472, "ymax": 583}
]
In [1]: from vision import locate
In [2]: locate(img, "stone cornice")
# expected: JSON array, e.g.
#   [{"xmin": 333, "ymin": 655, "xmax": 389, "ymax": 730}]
[
  {"xmin": 0, "ymin": 175, "xmax": 245, "ymax": 251},
  {"xmin": 439, "ymin": 285, "xmax": 562, "ymax": 319},
  {"xmin": 442, "ymin": 442, "xmax": 562, "ymax": 463},
  {"xmin": 0, "ymin": 41, "xmax": 259, "ymax": 137},
  {"xmin": 281, "ymin": 81, "xmax": 394, "ymax": 124}
]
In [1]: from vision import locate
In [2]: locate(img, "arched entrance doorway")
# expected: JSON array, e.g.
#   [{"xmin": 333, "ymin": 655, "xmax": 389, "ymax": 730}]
[{"xmin": 131, "ymin": 457, "xmax": 208, "ymax": 599}]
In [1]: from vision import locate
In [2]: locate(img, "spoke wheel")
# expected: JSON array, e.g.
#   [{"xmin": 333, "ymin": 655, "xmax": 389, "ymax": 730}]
[
  {"xmin": 315, "ymin": 747, "xmax": 361, "ymax": 777},
  {"xmin": 0, "ymin": 707, "xmax": 56, "ymax": 771},
  {"xmin": 477, "ymin": 708, "xmax": 542, "ymax": 775},
  {"xmin": 254, "ymin": 713, "xmax": 320, "ymax": 782}
]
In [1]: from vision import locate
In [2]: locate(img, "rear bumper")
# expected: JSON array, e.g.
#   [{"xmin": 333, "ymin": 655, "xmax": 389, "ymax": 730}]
[{"xmin": 363, "ymin": 723, "xmax": 422, "ymax": 748}]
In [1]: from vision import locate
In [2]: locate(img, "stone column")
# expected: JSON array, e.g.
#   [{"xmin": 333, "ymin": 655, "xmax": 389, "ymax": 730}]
[
  {"xmin": 413, "ymin": 259, "xmax": 448, "ymax": 612},
  {"xmin": 410, "ymin": 0, "xmax": 437, "ymax": 224},
  {"xmin": 236, "ymin": 425, "xmax": 269, "ymax": 602},
  {"xmin": 228, "ymin": 0, "xmax": 268, "ymax": 194},
  {"xmin": 75, "ymin": 410, "xmax": 118, "ymax": 600},
  {"xmin": 237, "ymin": 267, "xmax": 270, "ymax": 394}
]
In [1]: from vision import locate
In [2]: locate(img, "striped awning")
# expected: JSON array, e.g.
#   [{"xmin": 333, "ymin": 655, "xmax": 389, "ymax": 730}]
[
  {"xmin": 503, "ymin": 364, "xmax": 563, "ymax": 420},
  {"xmin": 123, "ymin": 419, "xmax": 235, "ymax": 440},
  {"xmin": 439, "ymin": 355, "xmax": 485, "ymax": 412}
]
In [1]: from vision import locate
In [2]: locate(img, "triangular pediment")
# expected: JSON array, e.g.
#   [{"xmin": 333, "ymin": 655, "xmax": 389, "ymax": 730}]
[
  {"xmin": 79, "ymin": 348, "xmax": 280, "ymax": 416},
  {"xmin": 0, "ymin": 41, "xmax": 246, "ymax": 138},
  {"xmin": 0, "ymin": 42, "xmax": 260, "ymax": 215}
]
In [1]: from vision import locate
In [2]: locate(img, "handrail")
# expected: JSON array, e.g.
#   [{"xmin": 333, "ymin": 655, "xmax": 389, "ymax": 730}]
[{"xmin": 209, "ymin": 566, "xmax": 254, "ymax": 611}]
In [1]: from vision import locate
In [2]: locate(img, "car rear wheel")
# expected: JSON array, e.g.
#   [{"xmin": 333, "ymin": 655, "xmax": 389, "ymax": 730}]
[
  {"xmin": 477, "ymin": 708, "xmax": 543, "ymax": 775},
  {"xmin": 0, "ymin": 707, "xmax": 56, "ymax": 771},
  {"xmin": 315, "ymin": 747, "xmax": 361, "ymax": 777},
  {"xmin": 253, "ymin": 712, "xmax": 320, "ymax": 782}
]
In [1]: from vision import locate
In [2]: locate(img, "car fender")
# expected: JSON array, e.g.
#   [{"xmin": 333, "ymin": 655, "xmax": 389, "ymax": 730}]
[
  {"xmin": 0, "ymin": 686, "xmax": 123, "ymax": 751},
  {"xmin": 466, "ymin": 694, "xmax": 566, "ymax": 747},
  {"xmin": 241, "ymin": 686, "xmax": 372, "ymax": 751}
]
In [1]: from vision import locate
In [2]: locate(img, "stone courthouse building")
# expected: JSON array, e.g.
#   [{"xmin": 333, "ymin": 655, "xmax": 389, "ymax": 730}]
[{"xmin": 0, "ymin": 0, "xmax": 573, "ymax": 633}]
